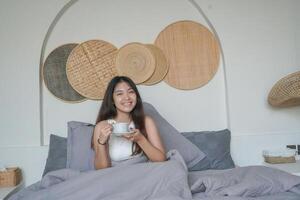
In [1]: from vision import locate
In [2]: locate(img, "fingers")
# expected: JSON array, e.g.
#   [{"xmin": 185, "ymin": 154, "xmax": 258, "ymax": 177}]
[
  {"xmin": 101, "ymin": 125, "xmax": 113, "ymax": 136},
  {"xmin": 130, "ymin": 128, "xmax": 138, "ymax": 134},
  {"xmin": 122, "ymin": 133, "xmax": 131, "ymax": 138},
  {"xmin": 122, "ymin": 129, "xmax": 139, "ymax": 141},
  {"xmin": 122, "ymin": 134, "xmax": 135, "ymax": 141},
  {"xmin": 96, "ymin": 124, "xmax": 113, "ymax": 145},
  {"xmin": 103, "ymin": 124, "xmax": 113, "ymax": 131},
  {"xmin": 97, "ymin": 132, "xmax": 110, "ymax": 145}
]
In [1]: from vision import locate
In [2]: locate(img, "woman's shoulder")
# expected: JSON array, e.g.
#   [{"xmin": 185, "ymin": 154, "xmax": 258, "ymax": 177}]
[
  {"xmin": 144, "ymin": 115, "xmax": 155, "ymax": 125},
  {"xmin": 144, "ymin": 115, "xmax": 159, "ymax": 135}
]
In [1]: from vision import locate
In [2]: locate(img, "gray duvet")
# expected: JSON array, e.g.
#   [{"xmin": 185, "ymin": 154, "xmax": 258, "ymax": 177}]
[
  {"xmin": 9, "ymin": 151, "xmax": 300, "ymax": 200},
  {"xmin": 189, "ymin": 167, "xmax": 300, "ymax": 200}
]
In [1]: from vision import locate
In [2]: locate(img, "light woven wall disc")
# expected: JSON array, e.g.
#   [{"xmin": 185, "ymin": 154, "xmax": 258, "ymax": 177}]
[
  {"xmin": 115, "ymin": 42, "xmax": 155, "ymax": 84},
  {"xmin": 155, "ymin": 20, "xmax": 220, "ymax": 90},
  {"xmin": 66, "ymin": 40, "xmax": 118, "ymax": 100},
  {"xmin": 143, "ymin": 44, "xmax": 169, "ymax": 85}
]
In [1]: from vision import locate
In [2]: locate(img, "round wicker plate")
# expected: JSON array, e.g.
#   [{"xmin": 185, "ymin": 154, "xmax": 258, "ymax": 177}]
[
  {"xmin": 43, "ymin": 43, "xmax": 86, "ymax": 103},
  {"xmin": 66, "ymin": 40, "xmax": 118, "ymax": 100},
  {"xmin": 143, "ymin": 44, "xmax": 169, "ymax": 85},
  {"xmin": 268, "ymin": 71, "xmax": 300, "ymax": 107},
  {"xmin": 115, "ymin": 42, "xmax": 155, "ymax": 84},
  {"xmin": 155, "ymin": 20, "xmax": 220, "ymax": 90}
]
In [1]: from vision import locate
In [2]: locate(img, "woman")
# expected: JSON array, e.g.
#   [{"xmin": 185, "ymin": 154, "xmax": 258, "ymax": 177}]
[{"xmin": 92, "ymin": 76, "xmax": 166, "ymax": 169}]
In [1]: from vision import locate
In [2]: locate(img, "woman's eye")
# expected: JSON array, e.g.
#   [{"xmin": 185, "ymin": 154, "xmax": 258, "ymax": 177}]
[{"xmin": 129, "ymin": 90, "xmax": 135, "ymax": 94}]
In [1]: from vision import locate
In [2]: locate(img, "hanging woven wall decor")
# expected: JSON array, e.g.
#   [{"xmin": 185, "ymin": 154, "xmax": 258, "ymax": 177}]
[
  {"xmin": 143, "ymin": 44, "xmax": 169, "ymax": 85},
  {"xmin": 43, "ymin": 21, "xmax": 221, "ymax": 102},
  {"xmin": 66, "ymin": 40, "xmax": 118, "ymax": 100},
  {"xmin": 43, "ymin": 43, "xmax": 86, "ymax": 102},
  {"xmin": 115, "ymin": 42, "xmax": 156, "ymax": 84},
  {"xmin": 268, "ymin": 71, "xmax": 300, "ymax": 107},
  {"xmin": 155, "ymin": 20, "xmax": 220, "ymax": 90}
]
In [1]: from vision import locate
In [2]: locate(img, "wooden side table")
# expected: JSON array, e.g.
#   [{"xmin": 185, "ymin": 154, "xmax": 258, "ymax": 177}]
[
  {"xmin": 0, "ymin": 182, "xmax": 23, "ymax": 200},
  {"xmin": 263, "ymin": 160, "xmax": 300, "ymax": 176}
]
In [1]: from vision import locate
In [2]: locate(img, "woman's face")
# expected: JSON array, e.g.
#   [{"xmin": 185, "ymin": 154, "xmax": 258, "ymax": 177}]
[{"xmin": 113, "ymin": 81, "xmax": 137, "ymax": 114}]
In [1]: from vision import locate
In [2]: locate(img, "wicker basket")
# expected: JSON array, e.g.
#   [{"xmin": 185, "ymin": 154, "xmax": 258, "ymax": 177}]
[
  {"xmin": 0, "ymin": 168, "xmax": 22, "ymax": 187},
  {"xmin": 268, "ymin": 71, "xmax": 300, "ymax": 107},
  {"xmin": 264, "ymin": 156, "xmax": 296, "ymax": 164}
]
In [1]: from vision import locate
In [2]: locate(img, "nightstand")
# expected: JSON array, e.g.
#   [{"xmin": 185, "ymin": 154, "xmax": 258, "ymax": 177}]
[
  {"xmin": 0, "ymin": 182, "xmax": 23, "ymax": 200},
  {"xmin": 264, "ymin": 160, "xmax": 300, "ymax": 176}
]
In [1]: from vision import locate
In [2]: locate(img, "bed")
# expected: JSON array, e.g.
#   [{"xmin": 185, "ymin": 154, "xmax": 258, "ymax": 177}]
[{"xmin": 8, "ymin": 102, "xmax": 300, "ymax": 200}]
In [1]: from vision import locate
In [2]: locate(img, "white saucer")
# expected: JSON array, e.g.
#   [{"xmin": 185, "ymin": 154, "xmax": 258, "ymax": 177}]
[{"xmin": 113, "ymin": 131, "xmax": 134, "ymax": 137}]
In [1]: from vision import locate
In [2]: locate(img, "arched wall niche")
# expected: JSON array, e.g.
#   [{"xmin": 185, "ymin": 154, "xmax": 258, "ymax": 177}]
[{"xmin": 39, "ymin": 0, "xmax": 229, "ymax": 145}]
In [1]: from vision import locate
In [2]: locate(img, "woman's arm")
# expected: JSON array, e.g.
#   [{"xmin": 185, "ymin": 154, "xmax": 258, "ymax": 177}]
[
  {"xmin": 125, "ymin": 116, "xmax": 166, "ymax": 162},
  {"xmin": 93, "ymin": 121, "xmax": 112, "ymax": 169}
]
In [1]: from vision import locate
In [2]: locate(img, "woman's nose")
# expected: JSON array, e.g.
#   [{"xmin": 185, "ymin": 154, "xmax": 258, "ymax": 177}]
[{"xmin": 123, "ymin": 92, "xmax": 130, "ymax": 99}]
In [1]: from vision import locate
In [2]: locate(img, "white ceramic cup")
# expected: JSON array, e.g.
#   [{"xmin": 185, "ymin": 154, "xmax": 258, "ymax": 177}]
[{"xmin": 113, "ymin": 123, "xmax": 130, "ymax": 136}]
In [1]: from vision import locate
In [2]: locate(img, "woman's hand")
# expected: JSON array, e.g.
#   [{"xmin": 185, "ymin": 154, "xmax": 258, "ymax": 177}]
[
  {"xmin": 122, "ymin": 128, "xmax": 145, "ymax": 143},
  {"xmin": 95, "ymin": 122, "xmax": 113, "ymax": 145},
  {"xmin": 93, "ymin": 121, "xmax": 112, "ymax": 170}
]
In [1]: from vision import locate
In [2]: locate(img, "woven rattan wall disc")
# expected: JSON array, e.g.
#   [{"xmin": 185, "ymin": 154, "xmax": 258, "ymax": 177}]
[
  {"xmin": 155, "ymin": 20, "xmax": 220, "ymax": 90},
  {"xmin": 268, "ymin": 71, "xmax": 300, "ymax": 107},
  {"xmin": 43, "ymin": 43, "xmax": 86, "ymax": 103},
  {"xmin": 115, "ymin": 42, "xmax": 155, "ymax": 84},
  {"xmin": 143, "ymin": 44, "xmax": 169, "ymax": 85},
  {"xmin": 66, "ymin": 40, "xmax": 118, "ymax": 100}
]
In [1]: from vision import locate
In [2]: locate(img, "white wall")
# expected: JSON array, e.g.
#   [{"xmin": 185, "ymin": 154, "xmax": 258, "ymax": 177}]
[
  {"xmin": 0, "ymin": 0, "xmax": 69, "ymax": 185},
  {"xmin": 295, "ymin": 0, "xmax": 300, "ymax": 64},
  {"xmin": 1, "ymin": 0, "xmax": 300, "ymax": 186}
]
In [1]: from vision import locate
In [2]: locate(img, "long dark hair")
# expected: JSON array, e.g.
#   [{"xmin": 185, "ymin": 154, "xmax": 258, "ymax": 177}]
[{"xmin": 95, "ymin": 76, "xmax": 146, "ymax": 154}]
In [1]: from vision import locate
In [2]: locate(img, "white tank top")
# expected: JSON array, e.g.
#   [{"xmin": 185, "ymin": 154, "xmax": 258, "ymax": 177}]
[{"xmin": 107, "ymin": 119, "xmax": 136, "ymax": 161}]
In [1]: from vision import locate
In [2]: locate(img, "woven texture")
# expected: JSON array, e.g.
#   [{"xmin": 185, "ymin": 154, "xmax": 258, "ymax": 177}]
[
  {"xmin": 143, "ymin": 44, "xmax": 169, "ymax": 85},
  {"xmin": 66, "ymin": 40, "xmax": 118, "ymax": 100},
  {"xmin": 268, "ymin": 71, "xmax": 300, "ymax": 107},
  {"xmin": 0, "ymin": 167, "xmax": 22, "ymax": 187},
  {"xmin": 264, "ymin": 156, "xmax": 296, "ymax": 164},
  {"xmin": 116, "ymin": 42, "xmax": 155, "ymax": 84},
  {"xmin": 43, "ymin": 43, "xmax": 86, "ymax": 102},
  {"xmin": 155, "ymin": 20, "xmax": 220, "ymax": 90}
]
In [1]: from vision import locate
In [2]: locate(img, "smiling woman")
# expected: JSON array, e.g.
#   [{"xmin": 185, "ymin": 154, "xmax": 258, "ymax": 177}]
[{"xmin": 91, "ymin": 76, "xmax": 166, "ymax": 170}]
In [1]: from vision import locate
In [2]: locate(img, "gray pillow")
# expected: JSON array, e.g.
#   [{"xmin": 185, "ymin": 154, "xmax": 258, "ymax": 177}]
[
  {"xmin": 65, "ymin": 102, "xmax": 206, "ymax": 171},
  {"xmin": 143, "ymin": 102, "xmax": 206, "ymax": 169},
  {"xmin": 43, "ymin": 134, "xmax": 67, "ymax": 176},
  {"xmin": 182, "ymin": 129, "xmax": 235, "ymax": 170},
  {"xmin": 66, "ymin": 121, "xmax": 95, "ymax": 171}
]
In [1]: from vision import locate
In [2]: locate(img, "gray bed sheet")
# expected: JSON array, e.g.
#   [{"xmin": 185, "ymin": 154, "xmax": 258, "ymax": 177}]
[
  {"xmin": 9, "ymin": 151, "xmax": 300, "ymax": 200},
  {"xmin": 189, "ymin": 167, "xmax": 300, "ymax": 200},
  {"xmin": 192, "ymin": 191, "xmax": 300, "ymax": 200},
  {"xmin": 192, "ymin": 192, "xmax": 300, "ymax": 200}
]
